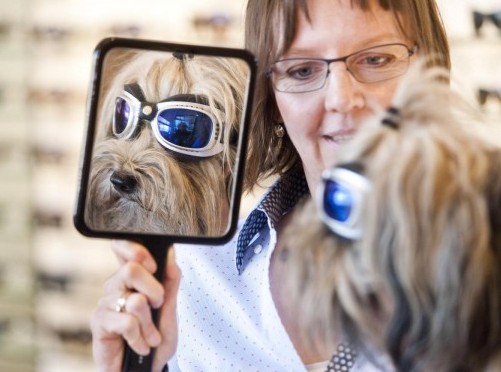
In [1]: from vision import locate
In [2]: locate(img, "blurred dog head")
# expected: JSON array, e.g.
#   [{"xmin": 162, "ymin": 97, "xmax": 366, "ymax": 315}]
[
  {"xmin": 285, "ymin": 64, "xmax": 501, "ymax": 371},
  {"xmin": 85, "ymin": 51, "xmax": 247, "ymax": 236}
]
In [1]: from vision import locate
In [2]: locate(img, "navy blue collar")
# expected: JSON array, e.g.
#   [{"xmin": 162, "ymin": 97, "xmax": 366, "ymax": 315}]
[{"xmin": 236, "ymin": 170, "xmax": 309, "ymax": 273}]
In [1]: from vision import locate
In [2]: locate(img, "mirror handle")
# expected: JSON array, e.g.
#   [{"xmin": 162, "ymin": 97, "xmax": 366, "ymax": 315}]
[{"xmin": 122, "ymin": 238, "xmax": 172, "ymax": 372}]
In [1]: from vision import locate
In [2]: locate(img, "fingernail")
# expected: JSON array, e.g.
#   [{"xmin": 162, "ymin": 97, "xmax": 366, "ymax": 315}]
[
  {"xmin": 167, "ymin": 247, "xmax": 176, "ymax": 268},
  {"xmin": 168, "ymin": 247, "xmax": 175, "ymax": 259}
]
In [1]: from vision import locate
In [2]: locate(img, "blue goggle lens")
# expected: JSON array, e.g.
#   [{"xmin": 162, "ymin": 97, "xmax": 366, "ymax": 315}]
[
  {"xmin": 157, "ymin": 108, "xmax": 213, "ymax": 149},
  {"xmin": 114, "ymin": 97, "xmax": 131, "ymax": 135},
  {"xmin": 323, "ymin": 180, "xmax": 353, "ymax": 222}
]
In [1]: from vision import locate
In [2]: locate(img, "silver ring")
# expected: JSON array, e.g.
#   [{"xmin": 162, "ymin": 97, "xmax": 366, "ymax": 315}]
[{"xmin": 115, "ymin": 296, "xmax": 127, "ymax": 313}]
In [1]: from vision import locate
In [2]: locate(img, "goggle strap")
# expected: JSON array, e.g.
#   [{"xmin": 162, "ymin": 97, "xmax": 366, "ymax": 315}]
[
  {"xmin": 161, "ymin": 93, "xmax": 209, "ymax": 105},
  {"xmin": 161, "ymin": 94, "xmax": 226, "ymax": 112},
  {"xmin": 123, "ymin": 84, "xmax": 158, "ymax": 121},
  {"xmin": 138, "ymin": 103, "xmax": 157, "ymax": 121},
  {"xmin": 124, "ymin": 83, "xmax": 147, "ymax": 102},
  {"xmin": 336, "ymin": 161, "xmax": 365, "ymax": 174}
]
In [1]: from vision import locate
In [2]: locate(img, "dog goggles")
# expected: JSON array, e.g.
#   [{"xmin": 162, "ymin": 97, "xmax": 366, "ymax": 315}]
[
  {"xmin": 317, "ymin": 163, "xmax": 370, "ymax": 240},
  {"xmin": 113, "ymin": 83, "xmax": 224, "ymax": 157}
]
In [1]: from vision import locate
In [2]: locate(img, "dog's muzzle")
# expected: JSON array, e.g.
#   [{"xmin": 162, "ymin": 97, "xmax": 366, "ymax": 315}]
[{"xmin": 110, "ymin": 171, "xmax": 137, "ymax": 194}]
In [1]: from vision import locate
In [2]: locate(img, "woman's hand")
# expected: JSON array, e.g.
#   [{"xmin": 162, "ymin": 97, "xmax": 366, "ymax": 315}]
[{"xmin": 90, "ymin": 240, "xmax": 181, "ymax": 372}]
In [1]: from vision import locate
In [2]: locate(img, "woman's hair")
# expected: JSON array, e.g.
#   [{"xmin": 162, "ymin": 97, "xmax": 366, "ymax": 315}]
[
  {"xmin": 243, "ymin": 0, "xmax": 450, "ymax": 192},
  {"xmin": 284, "ymin": 62, "xmax": 501, "ymax": 371}
]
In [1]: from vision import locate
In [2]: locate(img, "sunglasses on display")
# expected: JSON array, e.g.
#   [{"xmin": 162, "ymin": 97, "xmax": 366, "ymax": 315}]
[
  {"xmin": 27, "ymin": 88, "xmax": 82, "ymax": 106},
  {"xmin": 31, "ymin": 25, "xmax": 72, "ymax": 43},
  {"xmin": 478, "ymin": 87, "xmax": 501, "ymax": 106},
  {"xmin": 107, "ymin": 24, "xmax": 142, "ymax": 38},
  {"xmin": 114, "ymin": 83, "xmax": 225, "ymax": 158},
  {"xmin": 317, "ymin": 163, "xmax": 370, "ymax": 240},
  {"xmin": 473, "ymin": 10, "xmax": 501, "ymax": 36},
  {"xmin": 37, "ymin": 270, "xmax": 72, "ymax": 292}
]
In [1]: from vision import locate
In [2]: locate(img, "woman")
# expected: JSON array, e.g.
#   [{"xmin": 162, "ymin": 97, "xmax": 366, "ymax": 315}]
[{"xmin": 91, "ymin": 0, "xmax": 450, "ymax": 371}]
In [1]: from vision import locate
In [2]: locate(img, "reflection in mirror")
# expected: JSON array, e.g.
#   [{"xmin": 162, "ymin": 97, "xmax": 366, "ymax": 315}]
[{"xmin": 83, "ymin": 47, "xmax": 251, "ymax": 237}]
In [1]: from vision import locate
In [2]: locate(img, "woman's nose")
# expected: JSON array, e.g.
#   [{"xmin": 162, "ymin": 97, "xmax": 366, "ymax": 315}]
[{"xmin": 323, "ymin": 65, "xmax": 364, "ymax": 113}]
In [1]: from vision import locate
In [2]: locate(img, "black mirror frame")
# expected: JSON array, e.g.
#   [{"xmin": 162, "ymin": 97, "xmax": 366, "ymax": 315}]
[{"xmin": 73, "ymin": 37, "xmax": 256, "ymax": 246}]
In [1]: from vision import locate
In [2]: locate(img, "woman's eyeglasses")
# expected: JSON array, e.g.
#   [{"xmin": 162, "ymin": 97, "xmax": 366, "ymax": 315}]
[
  {"xmin": 317, "ymin": 163, "xmax": 370, "ymax": 240},
  {"xmin": 113, "ymin": 83, "xmax": 225, "ymax": 158},
  {"xmin": 267, "ymin": 43, "xmax": 418, "ymax": 94}
]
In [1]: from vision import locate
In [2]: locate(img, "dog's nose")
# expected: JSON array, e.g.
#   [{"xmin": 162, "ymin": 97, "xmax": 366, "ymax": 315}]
[{"xmin": 110, "ymin": 171, "xmax": 137, "ymax": 194}]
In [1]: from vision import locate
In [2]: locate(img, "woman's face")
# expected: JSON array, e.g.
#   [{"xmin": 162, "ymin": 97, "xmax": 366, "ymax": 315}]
[{"xmin": 274, "ymin": 0, "xmax": 414, "ymax": 193}]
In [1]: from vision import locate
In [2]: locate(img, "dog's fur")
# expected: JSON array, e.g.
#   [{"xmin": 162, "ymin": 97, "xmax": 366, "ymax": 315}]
[
  {"xmin": 284, "ymin": 64, "xmax": 501, "ymax": 371},
  {"xmin": 85, "ymin": 51, "xmax": 248, "ymax": 236}
]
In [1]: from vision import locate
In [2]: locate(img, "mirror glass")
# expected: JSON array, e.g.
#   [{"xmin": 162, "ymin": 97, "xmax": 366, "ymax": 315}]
[{"xmin": 74, "ymin": 38, "xmax": 254, "ymax": 242}]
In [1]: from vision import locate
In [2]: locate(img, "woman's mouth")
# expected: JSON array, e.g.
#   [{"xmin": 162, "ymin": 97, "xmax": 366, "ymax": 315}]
[{"xmin": 322, "ymin": 129, "xmax": 356, "ymax": 144}]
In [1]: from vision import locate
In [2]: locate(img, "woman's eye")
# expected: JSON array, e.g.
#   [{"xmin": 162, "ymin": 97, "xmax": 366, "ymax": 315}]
[
  {"xmin": 288, "ymin": 65, "xmax": 314, "ymax": 79},
  {"xmin": 359, "ymin": 54, "xmax": 394, "ymax": 67},
  {"xmin": 286, "ymin": 62, "xmax": 325, "ymax": 80}
]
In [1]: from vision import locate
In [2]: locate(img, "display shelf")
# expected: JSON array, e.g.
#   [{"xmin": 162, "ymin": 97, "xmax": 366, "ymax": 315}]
[{"xmin": 0, "ymin": 1, "xmax": 33, "ymax": 370}]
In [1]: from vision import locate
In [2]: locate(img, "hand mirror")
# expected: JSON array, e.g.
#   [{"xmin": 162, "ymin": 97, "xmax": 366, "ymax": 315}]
[
  {"xmin": 73, "ymin": 37, "xmax": 255, "ymax": 371},
  {"xmin": 74, "ymin": 37, "xmax": 255, "ymax": 242}
]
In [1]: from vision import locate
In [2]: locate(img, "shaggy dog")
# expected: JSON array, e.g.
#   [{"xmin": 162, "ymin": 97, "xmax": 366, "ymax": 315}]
[
  {"xmin": 285, "ymin": 65, "xmax": 501, "ymax": 371},
  {"xmin": 85, "ymin": 51, "xmax": 248, "ymax": 236}
]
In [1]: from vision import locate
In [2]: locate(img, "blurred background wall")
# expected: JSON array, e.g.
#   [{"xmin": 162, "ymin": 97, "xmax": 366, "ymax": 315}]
[
  {"xmin": 0, "ymin": 1, "xmax": 246, "ymax": 371},
  {"xmin": 0, "ymin": 0, "xmax": 500, "ymax": 371}
]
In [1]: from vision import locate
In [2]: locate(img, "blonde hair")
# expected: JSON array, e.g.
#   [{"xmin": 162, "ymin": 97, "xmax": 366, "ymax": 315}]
[
  {"xmin": 285, "ymin": 62, "xmax": 501, "ymax": 371},
  {"xmin": 243, "ymin": 0, "xmax": 450, "ymax": 192}
]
